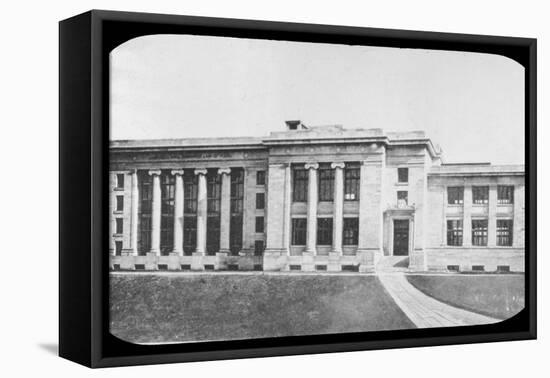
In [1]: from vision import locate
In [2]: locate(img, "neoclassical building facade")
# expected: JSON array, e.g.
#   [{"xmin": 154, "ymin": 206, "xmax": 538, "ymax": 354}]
[{"xmin": 109, "ymin": 122, "xmax": 525, "ymax": 273}]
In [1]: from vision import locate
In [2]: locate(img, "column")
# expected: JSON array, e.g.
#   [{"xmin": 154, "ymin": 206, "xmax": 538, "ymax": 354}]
[
  {"xmin": 331, "ymin": 162, "xmax": 345, "ymax": 255},
  {"xmin": 130, "ymin": 169, "xmax": 139, "ymax": 256},
  {"xmin": 148, "ymin": 170, "xmax": 161, "ymax": 255},
  {"xmin": 463, "ymin": 185, "xmax": 472, "ymax": 246},
  {"xmin": 282, "ymin": 163, "xmax": 291, "ymax": 255},
  {"xmin": 194, "ymin": 169, "xmax": 208, "ymax": 255},
  {"xmin": 304, "ymin": 163, "xmax": 319, "ymax": 254},
  {"xmin": 488, "ymin": 185, "xmax": 498, "ymax": 247},
  {"xmin": 171, "ymin": 170, "xmax": 185, "ymax": 255},
  {"xmin": 218, "ymin": 168, "xmax": 231, "ymax": 253}
]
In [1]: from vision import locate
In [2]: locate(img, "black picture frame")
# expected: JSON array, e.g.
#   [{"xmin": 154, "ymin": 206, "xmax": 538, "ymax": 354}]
[{"xmin": 59, "ymin": 9, "xmax": 537, "ymax": 368}]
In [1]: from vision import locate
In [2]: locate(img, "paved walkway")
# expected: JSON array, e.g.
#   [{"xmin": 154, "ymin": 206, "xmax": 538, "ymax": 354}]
[{"xmin": 378, "ymin": 272, "xmax": 498, "ymax": 328}]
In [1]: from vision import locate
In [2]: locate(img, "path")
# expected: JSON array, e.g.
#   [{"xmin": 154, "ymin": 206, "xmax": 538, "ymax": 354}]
[{"xmin": 377, "ymin": 257, "xmax": 498, "ymax": 328}]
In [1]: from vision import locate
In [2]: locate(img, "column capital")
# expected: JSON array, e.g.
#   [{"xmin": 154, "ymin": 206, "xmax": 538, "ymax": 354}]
[
  {"xmin": 304, "ymin": 162, "xmax": 319, "ymax": 170},
  {"xmin": 148, "ymin": 169, "xmax": 162, "ymax": 176},
  {"xmin": 218, "ymin": 167, "xmax": 231, "ymax": 175},
  {"xmin": 331, "ymin": 162, "xmax": 346, "ymax": 170},
  {"xmin": 194, "ymin": 168, "xmax": 208, "ymax": 176},
  {"xmin": 171, "ymin": 169, "xmax": 185, "ymax": 176}
]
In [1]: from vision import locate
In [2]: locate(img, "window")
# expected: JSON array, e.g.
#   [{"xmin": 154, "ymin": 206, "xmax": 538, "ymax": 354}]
[
  {"xmin": 207, "ymin": 170, "xmax": 221, "ymax": 214},
  {"xmin": 256, "ymin": 193, "xmax": 265, "ymax": 209},
  {"xmin": 254, "ymin": 240, "xmax": 264, "ymax": 255},
  {"xmin": 472, "ymin": 219, "xmax": 488, "ymax": 246},
  {"xmin": 497, "ymin": 185, "xmax": 514, "ymax": 204},
  {"xmin": 115, "ymin": 195, "xmax": 124, "ymax": 211},
  {"xmin": 183, "ymin": 216, "xmax": 197, "ymax": 254},
  {"xmin": 138, "ymin": 171, "xmax": 152, "ymax": 254},
  {"xmin": 497, "ymin": 265, "xmax": 511, "ymax": 273},
  {"xmin": 317, "ymin": 218, "xmax": 333, "ymax": 245},
  {"xmin": 448, "ymin": 186, "xmax": 464, "ymax": 205},
  {"xmin": 472, "ymin": 186, "xmax": 489, "ymax": 204},
  {"xmin": 160, "ymin": 173, "xmax": 175, "ymax": 254},
  {"xmin": 293, "ymin": 168, "xmax": 308, "ymax": 202},
  {"xmin": 397, "ymin": 167, "xmax": 408, "ymax": 183},
  {"xmin": 318, "ymin": 165, "xmax": 334, "ymax": 201},
  {"xmin": 116, "ymin": 173, "xmax": 124, "ymax": 189},
  {"xmin": 342, "ymin": 265, "xmax": 359, "ymax": 272},
  {"xmin": 343, "ymin": 218, "xmax": 359, "ymax": 245},
  {"xmin": 253, "ymin": 264, "xmax": 263, "ymax": 271},
  {"xmin": 158, "ymin": 264, "xmax": 168, "ymax": 271},
  {"xmin": 256, "ymin": 171, "xmax": 266, "ymax": 185},
  {"xmin": 315, "ymin": 265, "xmax": 327, "ymax": 271},
  {"xmin": 497, "ymin": 219, "xmax": 513, "ymax": 246},
  {"xmin": 230, "ymin": 169, "xmax": 244, "ymax": 254},
  {"xmin": 289, "ymin": 265, "xmax": 301, "ymax": 271},
  {"xmin": 291, "ymin": 218, "xmax": 307, "ymax": 245},
  {"xmin": 115, "ymin": 218, "xmax": 123, "ymax": 234},
  {"xmin": 206, "ymin": 170, "xmax": 221, "ymax": 255},
  {"xmin": 115, "ymin": 241, "xmax": 122, "ymax": 256},
  {"xmin": 184, "ymin": 172, "xmax": 198, "ymax": 214},
  {"xmin": 255, "ymin": 216, "xmax": 264, "ymax": 233},
  {"xmin": 397, "ymin": 191, "xmax": 408, "ymax": 206},
  {"xmin": 447, "ymin": 265, "xmax": 460, "ymax": 272},
  {"xmin": 472, "ymin": 265, "xmax": 485, "ymax": 272},
  {"xmin": 206, "ymin": 216, "xmax": 220, "ymax": 254},
  {"xmin": 344, "ymin": 165, "xmax": 360, "ymax": 201},
  {"xmin": 230, "ymin": 216, "xmax": 243, "ymax": 255},
  {"xmin": 447, "ymin": 220, "xmax": 463, "ymax": 246}
]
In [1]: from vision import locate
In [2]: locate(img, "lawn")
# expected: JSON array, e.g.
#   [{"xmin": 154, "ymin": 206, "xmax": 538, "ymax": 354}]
[
  {"xmin": 110, "ymin": 273, "xmax": 415, "ymax": 344},
  {"xmin": 406, "ymin": 274, "xmax": 524, "ymax": 320}
]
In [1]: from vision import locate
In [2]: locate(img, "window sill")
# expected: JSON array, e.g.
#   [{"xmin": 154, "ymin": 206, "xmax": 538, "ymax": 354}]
[
  {"xmin": 395, "ymin": 182, "xmax": 408, "ymax": 186},
  {"xmin": 113, "ymin": 187, "xmax": 125, "ymax": 191},
  {"xmin": 113, "ymin": 210, "xmax": 123, "ymax": 214}
]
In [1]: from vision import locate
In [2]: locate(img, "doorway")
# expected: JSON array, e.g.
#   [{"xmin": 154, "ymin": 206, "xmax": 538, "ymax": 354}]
[{"xmin": 393, "ymin": 219, "xmax": 409, "ymax": 256}]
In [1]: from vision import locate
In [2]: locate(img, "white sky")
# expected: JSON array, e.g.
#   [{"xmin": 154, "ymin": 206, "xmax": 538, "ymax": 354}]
[{"xmin": 110, "ymin": 34, "xmax": 524, "ymax": 165}]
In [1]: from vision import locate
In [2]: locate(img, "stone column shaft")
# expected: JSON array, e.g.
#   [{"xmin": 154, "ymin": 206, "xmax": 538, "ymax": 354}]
[
  {"xmin": 282, "ymin": 164, "xmax": 291, "ymax": 255},
  {"xmin": 195, "ymin": 169, "xmax": 208, "ymax": 255},
  {"xmin": 219, "ymin": 168, "xmax": 232, "ymax": 253},
  {"xmin": 463, "ymin": 185, "xmax": 472, "ymax": 246},
  {"xmin": 305, "ymin": 163, "xmax": 319, "ymax": 254},
  {"xmin": 332, "ymin": 162, "xmax": 345, "ymax": 254},
  {"xmin": 149, "ymin": 170, "xmax": 162, "ymax": 255},
  {"xmin": 130, "ymin": 170, "xmax": 139, "ymax": 256},
  {"xmin": 171, "ymin": 170, "xmax": 184, "ymax": 255},
  {"xmin": 488, "ymin": 185, "xmax": 498, "ymax": 247}
]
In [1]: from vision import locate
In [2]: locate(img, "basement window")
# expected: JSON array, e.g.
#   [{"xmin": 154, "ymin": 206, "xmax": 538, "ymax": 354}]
[
  {"xmin": 158, "ymin": 264, "xmax": 168, "ymax": 271},
  {"xmin": 497, "ymin": 265, "xmax": 511, "ymax": 273},
  {"xmin": 204, "ymin": 264, "xmax": 215, "ymax": 271},
  {"xmin": 289, "ymin": 265, "xmax": 301, "ymax": 271},
  {"xmin": 341, "ymin": 265, "xmax": 359, "ymax": 272},
  {"xmin": 134, "ymin": 264, "xmax": 145, "ymax": 270},
  {"xmin": 471, "ymin": 265, "xmax": 485, "ymax": 272},
  {"xmin": 447, "ymin": 265, "xmax": 460, "ymax": 272},
  {"xmin": 180, "ymin": 264, "xmax": 191, "ymax": 271},
  {"xmin": 315, "ymin": 265, "xmax": 327, "ymax": 271}
]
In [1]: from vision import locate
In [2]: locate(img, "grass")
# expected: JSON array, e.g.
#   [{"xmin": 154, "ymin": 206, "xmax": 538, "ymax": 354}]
[
  {"xmin": 110, "ymin": 273, "xmax": 415, "ymax": 344},
  {"xmin": 406, "ymin": 274, "xmax": 524, "ymax": 320}
]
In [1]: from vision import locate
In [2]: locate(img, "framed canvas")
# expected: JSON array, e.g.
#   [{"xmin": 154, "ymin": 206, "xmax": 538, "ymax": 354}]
[{"xmin": 59, "ymin": 10, "xmax": 536, "ymax": 368}]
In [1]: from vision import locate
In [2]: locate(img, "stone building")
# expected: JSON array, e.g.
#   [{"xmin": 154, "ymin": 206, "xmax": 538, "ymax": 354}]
[{"xmin": 109, "ymin": 122, "xmax": 525, "ymax": 273}]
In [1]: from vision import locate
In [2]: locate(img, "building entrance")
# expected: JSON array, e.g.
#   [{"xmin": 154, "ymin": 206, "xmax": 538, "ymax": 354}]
[{"xmin": 393, "ymin": 219, "xmax": 409, "ymax": 256}]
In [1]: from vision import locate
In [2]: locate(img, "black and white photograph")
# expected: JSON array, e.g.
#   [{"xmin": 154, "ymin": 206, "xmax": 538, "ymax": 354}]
[{"xmin": 108, "ymin": 33, "xmax": 525, "ymax": 344}]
